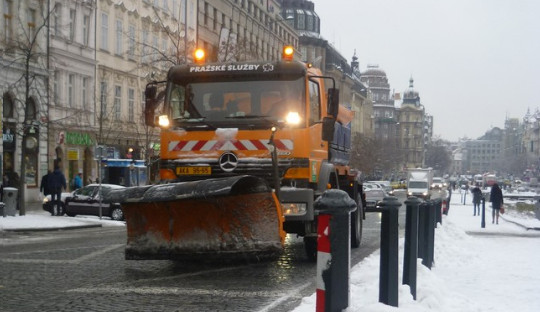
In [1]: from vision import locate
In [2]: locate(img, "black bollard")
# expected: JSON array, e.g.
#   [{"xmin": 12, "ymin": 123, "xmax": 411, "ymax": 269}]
[
  {"xmin": 403, "ymin": 196, "xmax": 421, "ymax": 300},
  {"xmin": 378, "ymin": 196, "xmax": 401, "ymax": 307},
  {"xmin": 435, "ymin": 198, "xmax": 442, "ymax": 227},
  {"xmin": 314, "ymin": 189, "xmax": 357, "ymax": 312},
  {"xmin": 481, "ymin": 197, "xmax": 486, "ymax": 228},
  {"xmin": 417, "ymin": 201, "xmax": 428, "ymax": 261},
  {"xmin": 422, "ymin": 200, "xmax": 436, "ymax": 269}
]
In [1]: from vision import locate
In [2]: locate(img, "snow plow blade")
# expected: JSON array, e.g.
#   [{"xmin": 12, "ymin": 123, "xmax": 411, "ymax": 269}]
[{"xmin": 106, "ymin": 176, "xmax": 285, "ymax": 261}]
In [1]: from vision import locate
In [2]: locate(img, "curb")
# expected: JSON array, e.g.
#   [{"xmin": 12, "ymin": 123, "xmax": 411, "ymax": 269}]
[
  {"xmin": 3, "ymin": 223, "xmax": 103, "ymax": 232},
  {"xmin": 500, "ymin": 215, "xmax": 540, "ymax": 231}
]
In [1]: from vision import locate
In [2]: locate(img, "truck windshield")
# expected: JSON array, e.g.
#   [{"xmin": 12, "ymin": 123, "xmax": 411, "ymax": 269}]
[
  {"xmin": 409, "ymin": 181, "xmax": 428, "ymax": 189},
  {"xmin": 166, "ymin": 78, "xmax": 305, "ymax": 128}
]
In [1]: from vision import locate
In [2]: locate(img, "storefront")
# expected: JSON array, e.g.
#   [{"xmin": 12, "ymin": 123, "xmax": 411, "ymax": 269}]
[
  {"xmin": 57, "ymin": 131, "xmax": 95, "ymax": 189},
  {"xmin": 100, "ymin": 159, "xmax": 147, "ymax": 187}
]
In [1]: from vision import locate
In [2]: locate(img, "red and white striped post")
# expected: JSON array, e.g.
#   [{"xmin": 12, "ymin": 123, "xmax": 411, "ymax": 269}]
[
  {"xmin": 314, "ymin": 189, "xmax": 357, "ymax": 312},
  {"xmin": 316, "ymin": 214, "xmax": 331, "ymax": 312}
]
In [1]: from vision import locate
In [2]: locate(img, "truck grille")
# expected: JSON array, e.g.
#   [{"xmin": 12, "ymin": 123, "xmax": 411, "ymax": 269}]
[{"xmin": 163, "ymin": 158, "xmax": 309, "ymax": 186}]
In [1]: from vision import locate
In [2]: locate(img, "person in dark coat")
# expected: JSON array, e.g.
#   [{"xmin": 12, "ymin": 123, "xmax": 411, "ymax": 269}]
[
  {"xmin": 49, "ymin": 166, "xmax": 67, "ymax": 216},
  {"xmin": 489, "ymin": 183, "xmax": 504, "ymax": 224},
  {"xmin": 40, "ymin": 170, "xmax": 52, "ymax": 196},
  {"xmin": 471, "ymin": 184, "xmax": 483, "ymax": 216}
]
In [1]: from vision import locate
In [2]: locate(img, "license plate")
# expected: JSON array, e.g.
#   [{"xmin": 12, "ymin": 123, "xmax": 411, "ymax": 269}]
[{"xmin": 176, "ymin": 166, "xmax": 211, "ymax": 175}]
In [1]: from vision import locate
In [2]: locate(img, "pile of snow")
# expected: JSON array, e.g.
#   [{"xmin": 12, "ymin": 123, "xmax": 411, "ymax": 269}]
[
  {"xmin": 0, "ymin": 209, "xmax": 124, "ymax": 231},
  {"xmin": 292, "ymin": 195, "xmax": 540, "ymax": 312}
]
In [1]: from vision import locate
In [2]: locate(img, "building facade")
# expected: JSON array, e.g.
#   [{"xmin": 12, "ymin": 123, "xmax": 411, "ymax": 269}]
[
  {"xmin": 49, "ymin": 0, "xmax": 97, "ymax": 191},
  {"xmin": 360, "ymin": 65, "xmax": 397, "ymax": 141},
  {"xmin": 1, "ymin": 0, "xmax": 49, "ymax": 202},
  {"xmin": 1, "ymin": 0, "xmax": 304, "ymax": 203},
  {"xmin": 398, "ymin": 77, "xmax": 427, "ymax": 169},
  {"xmin": 279, "ymin": 0, "xmax": 372, "ymax": 140}
]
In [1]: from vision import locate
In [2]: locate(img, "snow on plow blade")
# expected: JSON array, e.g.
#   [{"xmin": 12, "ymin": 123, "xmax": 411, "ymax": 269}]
[{"xmin": 106, "ymin": 176, "xmax": 285, "ymax": 261}]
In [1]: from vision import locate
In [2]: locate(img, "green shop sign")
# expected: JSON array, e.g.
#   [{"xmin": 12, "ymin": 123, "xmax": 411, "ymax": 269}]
[{"xmin": 66, "ymin": 132, "xmax": 94, "ymax": 146}]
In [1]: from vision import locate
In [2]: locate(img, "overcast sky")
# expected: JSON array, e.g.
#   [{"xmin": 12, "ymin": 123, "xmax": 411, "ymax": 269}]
[{"xmin": 313, "ymin": 0, "xmax": 540, "ymax": 142}]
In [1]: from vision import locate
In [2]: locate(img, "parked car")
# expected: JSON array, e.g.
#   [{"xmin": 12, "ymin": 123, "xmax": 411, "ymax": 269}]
[
  {"xmin": 42, "ymin": 192, "xmax": 73, "ymax": 215},
  {"xmin": 363, "ymin": 182, "xmax": 383, "ymax": 192},
  {"xmin": 64, "ymin": 184, "xmax": 126, "ymax": 221},
  {"xmin": 364, "ymin": 189, "xmax": 386, "ymax": 211},
  {"xmin": 367, "ymin": 181, "xmax": 393, "ymax": 194}
]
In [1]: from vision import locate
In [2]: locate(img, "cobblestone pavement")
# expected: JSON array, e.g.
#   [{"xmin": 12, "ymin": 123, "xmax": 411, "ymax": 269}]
[{"xmin": 0, "ymin": 199, "xmax": 394, "ymax": 312}]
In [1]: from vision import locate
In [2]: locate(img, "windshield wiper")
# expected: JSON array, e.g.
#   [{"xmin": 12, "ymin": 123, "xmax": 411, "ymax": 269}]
[
  {"xmin": 175, "ymin": 117, "xmax": 217, "ymax": 129},
  {"xmin": 225, "ymin": 114, "xmax": 271, "ymax": 119}
]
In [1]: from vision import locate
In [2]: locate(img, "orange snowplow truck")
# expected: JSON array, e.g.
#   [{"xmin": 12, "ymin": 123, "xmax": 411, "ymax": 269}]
[{"xmin": 108, "ymin": 47, "xmax": 365, "ymax": 261}]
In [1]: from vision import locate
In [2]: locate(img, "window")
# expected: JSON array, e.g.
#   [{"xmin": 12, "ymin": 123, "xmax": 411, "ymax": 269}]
[
  {"xmin": 2, "ymin": 92, "xmax": 13, "ymax": 118},
  {"xmin": 213, "ymin": 8, "xmax": 217, "ymax": 30},
  {"xmin": 100, "ymin": 81, "xmax": 108, "ymax": 114},
  {"xmin": 68, "ymin": 74, "xmax": 74, "ymax": 107},
  {"xmin": 128, "ymin": 88, "xmax": 135, "ymax": 122},
  {"xmin": 101, "ymin": 13, "xmax": 108, "ymax": 50},
  {"xmin": 152, "ymin": 35, "xmax": 158, "ymax": 61},
  {"xmin": 161, "ymin": 38, "xmax": 167, "ymax": 68},
  {"xmin": 82, "ymin": 77, "xmax": 88, "ymax": 108},
  {"xmin": 53, "ymin": 71, "xmax": 60, "ymax": 104},
  {"xmin": 306, "ymin": 11, "xmax": 313, "ymax": 31},
  {"xmin": 3, "ymin": 0, "xmax": 13, "ymax": 42},
  {"xmin": 114, "ymin": 86, "xmax": 122, "ymax": 120},
  {"xmin": 27, "ymin": 8, "xmax": 36, "ymax": 38},
  {"xmin": 142, "ymin": 30, "xmax": 148, "ymax": 62},
  {"xmin": 204, "ymin": 2, "xmax": 208, "ymax": 26},
  {"xmin": 128, "ymin": 25, "xmax": 135, "ymax": 59},
  {"xmin": 69, "ymin": 9, "xmax": 76, "ymax": 41},
  {"xmin": 172, "ymin": 0, "xmax": 179, "ymax": 19},
  {"xmin": 53, "ymin": 3, "xmax": 61, "ymax": 36},
  {"xmin": 26, "ymin": 98, "xmax": 36, "ymax": 120},
  {"xmin": 83, "ymin": 15, "xmax": 90, "ymax": 46},
  {"xmin": 296, "ymin": 10, "xmax": 305, "ymax": 29},
  {"xmin": 308, "ymin": 80, "xmax": 321, "ymax": 125},
  {"xmin": 116, "ymin": 19, "xmax": 123, "ymax": 55}
]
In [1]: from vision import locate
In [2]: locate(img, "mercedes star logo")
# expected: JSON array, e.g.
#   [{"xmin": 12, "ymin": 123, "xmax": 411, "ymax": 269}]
[{"xmin": 219, "ymin": 152, "xmax": 238, "ymax": 172}]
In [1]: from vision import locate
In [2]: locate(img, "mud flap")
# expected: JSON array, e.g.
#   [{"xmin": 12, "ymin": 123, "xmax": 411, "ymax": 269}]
[{"xmin": 106, "ymin": 176, "xmax": 285, "ymax": 261}]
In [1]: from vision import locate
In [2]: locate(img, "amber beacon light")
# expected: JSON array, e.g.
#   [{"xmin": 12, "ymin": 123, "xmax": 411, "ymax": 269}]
[
  {"xmin": 194, "ymin": 48, "xmax": 206, "ymax": 63},
  {"xmin": 282, "ymin": 45, "xmax": 294, "ymax": 61}
]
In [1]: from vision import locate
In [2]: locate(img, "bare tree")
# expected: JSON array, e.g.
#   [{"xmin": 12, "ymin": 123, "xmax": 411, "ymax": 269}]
[
  {"xmin": 350, "ymin": 136, "xmax": 403, "ymax": 180},
  {"xmin": 424, "ymin": 139, "xmax": 452, "ymax": 174},
  {"xmin": 0, "ymin": 1, "xmax": 52, "ymax": 215}
]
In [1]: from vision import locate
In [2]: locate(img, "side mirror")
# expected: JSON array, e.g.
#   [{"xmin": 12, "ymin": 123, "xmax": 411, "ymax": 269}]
[
  {"xmin": 327, "ymin": 88, "xmax": 339, "ymax": 118},
  {"xmin": 322, "ymin": 116, "xmax": 335, "ymax": 142}
]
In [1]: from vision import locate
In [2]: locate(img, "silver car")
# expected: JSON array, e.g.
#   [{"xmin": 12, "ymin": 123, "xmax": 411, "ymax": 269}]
[{"xmin": 364, "ymin": 189, "xmax": 386, "ymax": 211}]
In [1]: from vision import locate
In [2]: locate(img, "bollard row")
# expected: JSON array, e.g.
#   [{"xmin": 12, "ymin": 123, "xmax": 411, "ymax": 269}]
[{"xmin": 313, "ymin": 192, "xmax": 444, "ymax": 310}]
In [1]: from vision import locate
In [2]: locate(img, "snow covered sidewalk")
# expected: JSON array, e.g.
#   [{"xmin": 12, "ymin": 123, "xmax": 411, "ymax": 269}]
[
  {"xmin": 292, "ymin": 194, "xmax": 540, "ymax": 312},
  {"xmin": 0, "ymin": 205, "xmax": 125, "ymax": 231}
]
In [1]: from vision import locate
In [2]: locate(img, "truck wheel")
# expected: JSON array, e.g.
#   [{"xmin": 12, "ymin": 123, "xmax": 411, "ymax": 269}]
[
  {"xmin": 351, "ymin": 197, "xmax": 363, "ymax": 248},
  {"xmin": 304, "ymin": 236, "xmax": 317, "ymax": 262}
]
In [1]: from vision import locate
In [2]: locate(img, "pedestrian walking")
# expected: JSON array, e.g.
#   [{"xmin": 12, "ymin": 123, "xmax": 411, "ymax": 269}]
[
  {"xmin": 72, "ymin": 172, "xmax": 83, "ymax": 190},
  {"xmin": 49, "ymin": 165, "xmax": 67, "ymax": 216},
  {"xmin": 471, "ymin": 184, "xmax": 483, "ymax": 216},
  {"xmin": 489, "ymin": 183, "xmax": 504, "ymax": 224},
  {"xmin": 40, "ymin": 170, "xmax": 52, "ymax": 197}
]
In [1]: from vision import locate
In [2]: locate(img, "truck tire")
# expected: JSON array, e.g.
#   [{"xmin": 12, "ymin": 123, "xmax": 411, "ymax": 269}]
[
  {"xmin": 351, "ymin": 196, "xmax": 363, "ymax": 248},
  {"xmin": 304, "ymin": 236, "xmax": 317, "ymax": 262}
]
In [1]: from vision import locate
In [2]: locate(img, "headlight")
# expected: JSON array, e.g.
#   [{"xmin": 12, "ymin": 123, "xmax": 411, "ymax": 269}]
[
  {"xmin": 285, "ymin": 112, "xmax": 301, "ymax": 125},
  {"xmin": 157, "ymin": 115, "xmax": 170, "ymax": 127},
  {"xmin": 408, "ymin": 191, "xmax": 413, "ymax": 196},
  {"xmin": 42, "ymin": 197, "xmax": 50, "ymax": 204},
  {"xmin": 282, "ymin": 202, "xmax": 307, "ymax": 216},
  {"xmin": 422, "ymin": 192, "xmax": 428, "ymax": 196}
]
